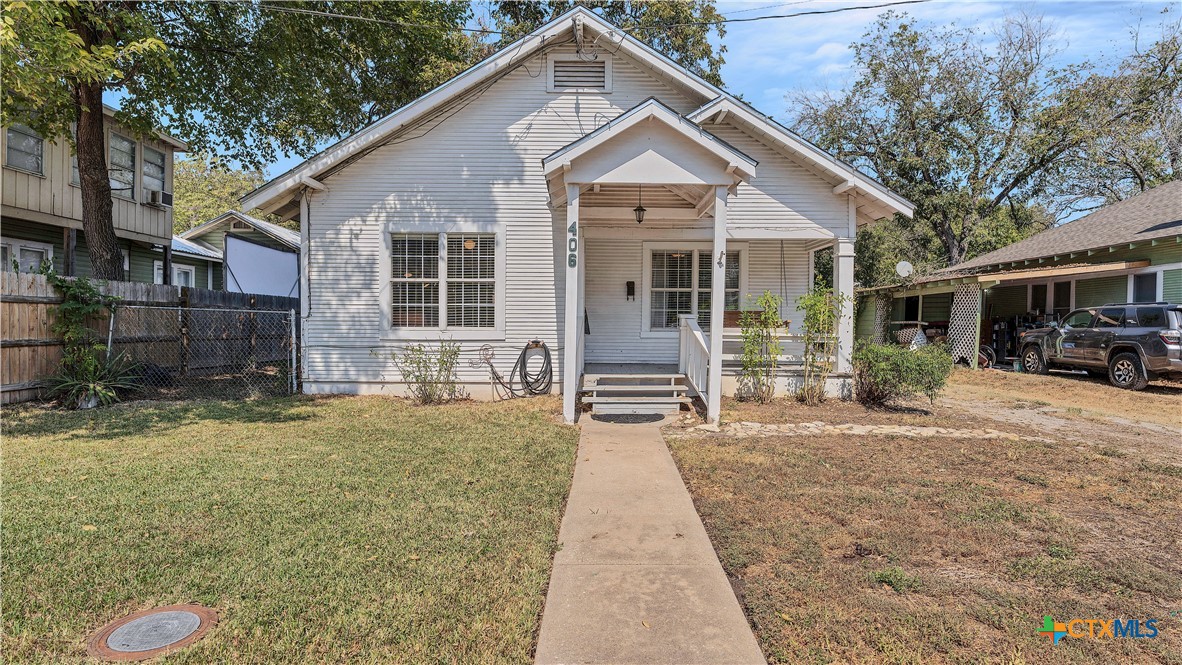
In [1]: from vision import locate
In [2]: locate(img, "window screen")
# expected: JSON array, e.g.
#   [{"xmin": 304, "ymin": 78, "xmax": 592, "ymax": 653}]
[
  {"xmin": 1133, "ymin": 273, "xmax": 1157, "ymax": 303},
  {"xmin": 143, "ymin": 146, "xmax": 165, "ymax": 194},
  {"xmin": 109, "ymin": 133, "xmax": 136, "ymax": 198},
  {"xmin": 391, "ymin": 234, "xmax": 440, "ymax": 327},
  {"xmin": 446, "ymin": 234, "xmax": 496, "ymax": 328},
  {"xmin": 390, "ymin": 232, "xmax": 497, "ymax": 330},
  {"xmin": 696, "ymin": 251, "xmax": 740, "ymax": 330},
  {"xmin": 6, "ymin": 125, "xmax": 43, "ymax": 174}
]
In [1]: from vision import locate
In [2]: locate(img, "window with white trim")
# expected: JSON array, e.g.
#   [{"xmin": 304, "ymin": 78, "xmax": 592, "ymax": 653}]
[
  {"xmin": 109, "ymin": 133, "xmax": 136, "ymax": 198},
  {"xmin": 390, "ymin": 232, "xmax": 497, "ymax": 329},
  {"xmin": 142, "ymin": 146, "xmax": 165, "ymax": 196},
  {"xmin": 1132, "ymin": 273, "xmax": 1158, "ymax": 303},
  {"xmin": 649, "ymin": 249, "xmax": 740, "ymax": 331},
  {"xmin": 5, "ymin": 125, "xmax": 44, "ymax": 174},
  {"xmin": 1, "ymin": 237, "xmax": 53, "ymax": 272},
  {"xmin": 153, "ymin": 260, "xmax": 195, "ymax": 287}
]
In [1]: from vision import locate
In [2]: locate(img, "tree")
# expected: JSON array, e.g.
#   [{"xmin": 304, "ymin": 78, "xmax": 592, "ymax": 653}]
[
  {"xmin": 791, "ymin": 13, "xmax": 1092, "ymax": 268},
  {"xmin": 172, "ymin": 154, "xmax": 269, "ymax": 234},
  {"xmin": 1054, "ymin": 22, "xmax": 1182, "ymax": 212},
  {"xmin": 2, "ymin": 1, "xmax": 474, "ymax": 279},
  {"xmin": 487, "ymin": 1, "xmax": 726, "ymax": 86}
]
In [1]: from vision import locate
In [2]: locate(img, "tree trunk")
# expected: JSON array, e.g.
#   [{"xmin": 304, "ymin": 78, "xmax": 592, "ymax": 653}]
[{"xmin": 75, "ymin": 81, "xmax": 125, "ymax": 281}]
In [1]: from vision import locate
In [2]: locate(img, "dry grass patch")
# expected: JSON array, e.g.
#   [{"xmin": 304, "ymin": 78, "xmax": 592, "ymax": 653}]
[{"xmin": 670, "ymin": 392, "xmax": 1181, "ymax": 663}]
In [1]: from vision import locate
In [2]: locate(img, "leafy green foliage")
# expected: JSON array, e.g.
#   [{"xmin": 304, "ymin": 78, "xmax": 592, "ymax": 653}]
[
  {"xmin": 853, "ymin": 343, "xmax": 952, "ymax": 406},
  {"xmin": 870, "ymin": 566, "xmax": 922, "ymax": 593},
  {"xmin": 738, "ymin": 291, "xmax": 783, "ymax": 403},
  {"xmin": 790, "ymin": 12, "xmax": 1178, "ymax": 271},
  {"xmin": 44, "ymin": 351, "xmax": 142, "ymax": 409},
  {"xmin": 172, "ymin": 153, "xmax": 273, "ymax": 233},
  {"xmin": 488, "ymin": 1, "xmax": 726, "ymax": 86},
  {"xmin": 391, "ymin": 342, "xmax": 467, "ymax": 405},
  {"xmin": 38, "ymin": 266, "xmax": 141, "ymax": 408},
  {"xmin": 796, "ymin": 287, "xmax": 850, "ymax": 405}
]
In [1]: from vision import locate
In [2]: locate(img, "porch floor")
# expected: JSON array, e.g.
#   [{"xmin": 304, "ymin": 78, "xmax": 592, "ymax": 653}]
[{"xmin": 584, "ymin": 363, "xmax": 679, "ymax": 376}]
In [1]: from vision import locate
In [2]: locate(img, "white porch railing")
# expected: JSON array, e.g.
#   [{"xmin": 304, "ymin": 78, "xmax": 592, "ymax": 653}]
[{"xmin": 678, "ymin": 314, "xmax": 710, "ymax": 400}]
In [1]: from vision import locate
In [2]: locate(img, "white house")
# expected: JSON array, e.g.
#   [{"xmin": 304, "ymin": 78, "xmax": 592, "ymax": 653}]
[{"xmin": 241, "ymin": 8, "xmax": 913, "ymax": 423}]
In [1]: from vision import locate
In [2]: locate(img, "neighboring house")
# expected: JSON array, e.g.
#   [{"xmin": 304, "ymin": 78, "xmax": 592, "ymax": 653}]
[
  {"xmin": 1, "ymin": 106, "xmax": 188, "ymax": 282},
  {"xmin": 857, "ymin": 180, "xmax": 1182, "ymax": 364},
  {"xmin": 153, "ymin": 236, "xmax": 223, "ymax": 290},
  {"xmin": 240, "ymin": 8, "xmax": 914, "ymax": 423},
  {"xmin": 180, "ymin": 211, "xmax": 299, "ymax": 298}
]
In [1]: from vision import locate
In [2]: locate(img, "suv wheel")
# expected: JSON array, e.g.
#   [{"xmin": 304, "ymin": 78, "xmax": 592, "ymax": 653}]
[
  {"xmin": 1108, "ymin": 352, "xmax": 1149, "ymax": 390},
  {"xmin": 1022, "ymin": 346, "xmax": 1047, "ymax": 375}
]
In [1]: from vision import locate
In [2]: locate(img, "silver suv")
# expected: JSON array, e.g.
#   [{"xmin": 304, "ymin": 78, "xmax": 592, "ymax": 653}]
[{"xmin": 1018, "ymin": 302, "xmax": 1182, "ymax": 390}]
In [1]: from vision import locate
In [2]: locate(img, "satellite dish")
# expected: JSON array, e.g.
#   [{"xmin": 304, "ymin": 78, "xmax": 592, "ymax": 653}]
[{"xmin": 895, "ymin": 260, "xmax": 914, "ymax": 278}]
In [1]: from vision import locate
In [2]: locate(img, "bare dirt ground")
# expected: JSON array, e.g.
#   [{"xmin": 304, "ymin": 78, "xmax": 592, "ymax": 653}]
[{"xmin": 666, "ymin": 369, "xmax": 1181, "ymax": 664}]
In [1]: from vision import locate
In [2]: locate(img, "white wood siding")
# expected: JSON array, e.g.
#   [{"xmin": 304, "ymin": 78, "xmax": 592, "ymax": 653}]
[
  {"xmin": 583, "ymin": 237, "xmax": 813, "ymax": 364},
  {"xmin": 1, "ymin": 122, "xmax": 175, "ymax": 242},
  {"xmin": 302, "ymin": 44, "xmax": 856, "ymax": 395}
]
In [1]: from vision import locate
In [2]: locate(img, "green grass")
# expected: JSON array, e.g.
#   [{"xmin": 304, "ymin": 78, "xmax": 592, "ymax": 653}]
[{"xmin": 2, "ymin": 395, "xmax": 578, "ymax": 663}]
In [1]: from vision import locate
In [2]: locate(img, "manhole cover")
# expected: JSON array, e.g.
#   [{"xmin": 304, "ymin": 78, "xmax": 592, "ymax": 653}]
[{"xmin": 87, "ymin": 604, "xmax": 217, "ymax": 661}]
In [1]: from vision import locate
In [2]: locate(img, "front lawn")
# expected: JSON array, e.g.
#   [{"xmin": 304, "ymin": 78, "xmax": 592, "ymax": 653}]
[
  {"xmin": 668, "ymin": 374, "xmax": 1181, "ymax": 664},
  {"xmin": 2, "ymin": 395, "xmax": 578, "ymax": 663}
]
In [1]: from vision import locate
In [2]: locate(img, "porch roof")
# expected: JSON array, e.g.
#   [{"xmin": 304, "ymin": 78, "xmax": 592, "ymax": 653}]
[
  {"xmin": 542, "ymin": 98, "xmax": 756, "ymax": 182},
  {"xmin": 858, "ymin": 260, "xmax": 1152, "ymax": 297}
]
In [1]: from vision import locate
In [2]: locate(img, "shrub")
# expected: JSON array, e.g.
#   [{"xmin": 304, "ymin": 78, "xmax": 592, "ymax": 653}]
[
  {"xmin": 737, "ymin": 290, "xmax": 784, "ymax": 402},
  {"xmin": 870, "ymin": 566, "xmax": 922, "ymax": 593},
  {"xmin": 853, "ymin": 343, "xmax": 952, "ymax": 406},
  {"xmin": 795, "ymin": 287, "xmax": 850, "ymax": 405},
  {"xmin": 46, "ymin": 350, "xmax": 143, "ymax": 409},
  {"xmin": 392, "ymin": 341, "xmax": 467, "ymax": 405}
]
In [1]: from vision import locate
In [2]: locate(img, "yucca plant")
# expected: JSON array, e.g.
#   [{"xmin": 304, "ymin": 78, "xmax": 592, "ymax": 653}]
[{"xmin": 45, "ymin": 348, "xmax": 143, "ymax": 409}]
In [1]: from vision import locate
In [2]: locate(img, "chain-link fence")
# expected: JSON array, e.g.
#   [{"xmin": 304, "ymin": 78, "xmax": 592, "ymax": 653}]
[{"xmin": 107, "ymin": 305, "xmax": 297, "ymax": 400}]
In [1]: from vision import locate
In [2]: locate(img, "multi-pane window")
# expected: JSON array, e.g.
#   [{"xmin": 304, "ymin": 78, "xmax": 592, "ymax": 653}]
[
  {"xmin": 1, "ymin": 237, "xmax": 53, "ymax": 272},
  {"xmin": 109, "ymin": 133, "xmax": 136, "ymax": 198},
  {"xmin": 143, "ymin": 146, "xmax": 165, "ymax": 195},
  {"xmin": 5, "ymin": 125, "xmax": 43, "ymax": 174},
  {"xmin": 649, "ymin": 249, "xmax": 740, "ymax": 331},
  {"xmin": 391, "ymin": 234, "xmax": 440, "ymax": 327},
  {"xmin": 697, "ymin": 251, "xmax": 741, "ymax": 330},
  {"xmin": 446, "ymin": 234, "xmax": 496, "ymax": 328},
  {"xmin": 390, "ymin": 232, "xmax": 497, "ymax": 330}
]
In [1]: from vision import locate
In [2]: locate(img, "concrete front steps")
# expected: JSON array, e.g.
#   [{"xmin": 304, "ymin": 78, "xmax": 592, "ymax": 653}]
[{"xmin": 580, "ymin": 373, "xmax": 692, "ymax": 415}]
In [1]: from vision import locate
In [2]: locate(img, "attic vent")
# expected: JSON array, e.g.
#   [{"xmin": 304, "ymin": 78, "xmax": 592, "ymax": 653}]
[
  {"xmin": 549, "ymin": 57, "xmax": 611, "ymax": 93},
  {"xmin": 230, "ymin": 220, "xmax": 251, "ymax": 231}
]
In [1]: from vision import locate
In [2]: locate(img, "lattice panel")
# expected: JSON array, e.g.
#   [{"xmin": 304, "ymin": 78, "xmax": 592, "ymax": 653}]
[
  {"xmin": 949, "ymin": 284, "xmax": 982, "ymax": 366},
  {"xmin": 873, "ymin": 294, "xmax": 891, "ymax": 344}
]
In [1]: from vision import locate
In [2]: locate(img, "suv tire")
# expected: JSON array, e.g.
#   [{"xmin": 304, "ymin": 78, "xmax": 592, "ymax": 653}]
[
  {"xmin": 1022, "ymin": 345, "xmax": 1048, "ymax": 375},
  {"xmin": 1108, "ymin": 352, "xmax": 1149, "ymax": 390}
]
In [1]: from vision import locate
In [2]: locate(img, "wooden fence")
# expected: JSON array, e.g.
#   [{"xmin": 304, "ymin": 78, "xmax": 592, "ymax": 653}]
[{"xmin": 0, "ymin": 271, "xmax": 297, "ymax": 404}]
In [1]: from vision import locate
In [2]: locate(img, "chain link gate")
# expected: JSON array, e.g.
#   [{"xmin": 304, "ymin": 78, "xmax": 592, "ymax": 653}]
[{"xmin": 107, "ymin": 305, "xmax": 298, "ymax": 400}]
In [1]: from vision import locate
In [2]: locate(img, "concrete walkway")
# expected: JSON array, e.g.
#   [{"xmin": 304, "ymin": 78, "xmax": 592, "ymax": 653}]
[{"xmin": 535, "ymin": 415, "xmax": 765, "ymax": 665}]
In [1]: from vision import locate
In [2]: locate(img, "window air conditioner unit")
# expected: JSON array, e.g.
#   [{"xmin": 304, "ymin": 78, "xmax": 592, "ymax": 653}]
[{"xmin": 147, "ymin": 190, "xmax": 173, "ymax": 207}]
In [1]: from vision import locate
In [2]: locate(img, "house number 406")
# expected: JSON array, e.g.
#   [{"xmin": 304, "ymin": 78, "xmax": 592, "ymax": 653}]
[{"xmin": 567, "ymin": 221, "xmax": 578, "ymax": 268}]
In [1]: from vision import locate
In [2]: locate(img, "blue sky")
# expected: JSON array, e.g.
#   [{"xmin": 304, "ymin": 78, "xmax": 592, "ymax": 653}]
[{"xmin": 143, "ymin": 0, "xmax": 1178, "ymax": 178}]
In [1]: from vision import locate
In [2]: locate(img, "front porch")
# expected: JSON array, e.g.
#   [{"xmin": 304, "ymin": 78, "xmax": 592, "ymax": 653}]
[{"xmin": 547, "ymin": 99, "xmax": 859, "ymax": 424}]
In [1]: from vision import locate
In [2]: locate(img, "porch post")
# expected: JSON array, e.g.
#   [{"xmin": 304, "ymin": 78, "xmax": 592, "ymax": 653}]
[
  {"xmin": 562, "ymin": 183, "xmax": 581, "ymax": 424},
  {"xmin": 833, "ymin": 237, "xmax": 856, "ymax": 374},
  {"xmin": 707, "ymin": 185, "xmax": 727, "ymax": 424}
]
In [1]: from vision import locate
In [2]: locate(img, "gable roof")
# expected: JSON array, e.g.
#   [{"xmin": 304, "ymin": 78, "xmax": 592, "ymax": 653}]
[
  {"xmin": 181, "ymin": 210, "xmax": 301, "ymax": 250},
  {"xmin": 688, "ymin": 98, "xmax": 913, "ymax": 220},
  {"xmin": 542, "ymin": 98, "xmax": 756, "ymax": 181},
  {"xmin": 240, "ymin": 6, "xmax": 911, "ymax": 221},
  {"xmin": 946, "ymin": 180, "xmax": 1182, "ymax": 273}
]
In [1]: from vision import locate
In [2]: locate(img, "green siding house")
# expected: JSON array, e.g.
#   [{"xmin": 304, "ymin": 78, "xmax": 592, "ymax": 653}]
[{"xmin": 858, "ymin": 181, "xmax": 1182, "ymax": 364}]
